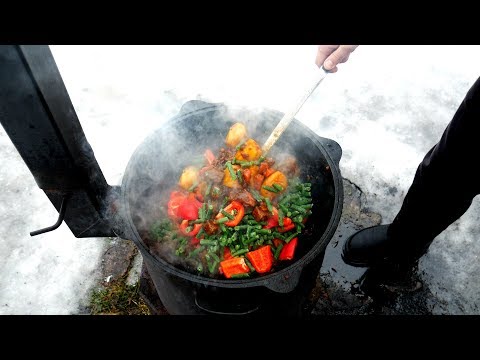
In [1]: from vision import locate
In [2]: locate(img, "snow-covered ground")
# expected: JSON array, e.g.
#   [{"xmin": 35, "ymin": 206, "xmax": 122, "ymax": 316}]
[{"xmin": 1, "ymin": 45, "xmax": 479, "ymax": 314}]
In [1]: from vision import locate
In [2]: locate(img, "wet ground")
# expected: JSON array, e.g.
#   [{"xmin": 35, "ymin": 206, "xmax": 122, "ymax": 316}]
[
  {"xmin": 310, "ymin": 179, "xmax": 438, "ymax": 315},
  {"xmin": 101, "ymin": 177, "xmax": 444, "ymax": 316}
]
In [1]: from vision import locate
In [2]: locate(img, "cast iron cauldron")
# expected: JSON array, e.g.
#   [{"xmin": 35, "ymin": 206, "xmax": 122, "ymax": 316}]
[{"xmin": 116, "ymin": 100, "xmax": 343, "ymax": 315}]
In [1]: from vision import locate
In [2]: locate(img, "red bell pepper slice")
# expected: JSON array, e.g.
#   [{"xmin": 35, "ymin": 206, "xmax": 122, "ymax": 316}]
[
  {"xmin": 278, "ymin": 237, "xmax": 298, "ymax": 261},
  {"xmin": 179, "ymin": 220, "xmax": 202, "ymax": 237},
  {"xmin": 176, "ymin": 194, "xmax": 203, "ymax": 220},
  {"xmin": 262, "ymin": 209, "xmax": 295, "ymax": 232},
  {"xmin": 216, "ymin": 201, "xmax": 245, "ymax": 227},
  {"xmin": 278, "ymin": 224, "xmax": 295, "ymax": 233},
  {"xmin": 273, "ymin": 238, "xmax": 284, "ymax": 248},
  {"xmin": 223, "ymin": 247, "xmax": 233, "ymax": 260},
  {"xmin": 170, "ymin": 191, "xmax": 184, "ymax": 200},
  {"xmin": 204, "ymin": 149, "xmax": 216, "ymax": 165},
  {"xmin": 219, "ymin": 257, "xmax": 250, "ymax": 278},
  {"xmin": 167, "ymin": 191, "xmax": 187, "ymax": 219},
  {"xmin": 263, "ymin": 207, "xmax": 279, "ymax": 229},
  {"xmin": 246, "ymin": 245, "xmax": 273, "ymax": 274},
  {"xmin": 277, "ymin": 217, "xmax": 295, "ymax": 233}
]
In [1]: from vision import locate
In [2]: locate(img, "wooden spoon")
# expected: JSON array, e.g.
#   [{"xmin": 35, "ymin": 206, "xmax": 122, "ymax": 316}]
[{"xmin": 261, "ymin": 66, "xmax": 329, "ymax": 155}]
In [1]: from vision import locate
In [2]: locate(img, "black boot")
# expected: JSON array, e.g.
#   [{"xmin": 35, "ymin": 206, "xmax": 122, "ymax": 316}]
[
  {"xmin": 342, "ymin": 224, "xmax": 425, "ymax": 294},
  {"xmin": 341, "ymin": 223, "xmax": 431, "ymax": 266},
  {"xmin": 342, "ymin": 224, "xmax": 396, "ymax": 267}
]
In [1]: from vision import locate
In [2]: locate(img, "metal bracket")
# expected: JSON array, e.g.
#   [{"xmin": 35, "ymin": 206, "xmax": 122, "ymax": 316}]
[{"xmin": 30, "ymin": 193, "xmax": 71, "ymax": 236}]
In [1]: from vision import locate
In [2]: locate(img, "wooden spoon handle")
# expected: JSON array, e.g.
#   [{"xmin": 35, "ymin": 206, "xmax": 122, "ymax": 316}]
[{"xmin": 262, "ymin": 67, "xmax": 329, "ymax": 155}]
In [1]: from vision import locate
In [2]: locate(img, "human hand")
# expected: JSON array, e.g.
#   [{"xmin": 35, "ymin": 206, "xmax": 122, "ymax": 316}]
[{"xmin": 315, "ymin": 45, "xmax": 359, "ymax": 72}]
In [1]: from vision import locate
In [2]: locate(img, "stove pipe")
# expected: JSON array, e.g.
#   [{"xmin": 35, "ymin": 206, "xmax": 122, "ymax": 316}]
[{"xmin": 0, "ymin": 45, "xmax": 118, "ymax": 237}]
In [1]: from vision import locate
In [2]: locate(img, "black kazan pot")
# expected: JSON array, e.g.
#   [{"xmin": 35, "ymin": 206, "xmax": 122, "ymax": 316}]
[{"xmin": 115, "ymin": 100, "xmax": 344, "ymax": 316}]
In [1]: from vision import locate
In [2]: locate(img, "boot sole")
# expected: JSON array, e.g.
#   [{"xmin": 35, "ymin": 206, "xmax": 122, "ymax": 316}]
[{"xmin": 341, "ymin": 251, "xmax": 370, "ymax": 267}]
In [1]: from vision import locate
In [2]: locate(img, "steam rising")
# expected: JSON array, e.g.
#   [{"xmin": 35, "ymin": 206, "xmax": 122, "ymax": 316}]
[
  {"xmin": 122, "ymin": 105, "xmax": 329, "ymax": 275},
  {"xmin": 1, "ymin": 45, "xmax": 480, "ymax": 313}
]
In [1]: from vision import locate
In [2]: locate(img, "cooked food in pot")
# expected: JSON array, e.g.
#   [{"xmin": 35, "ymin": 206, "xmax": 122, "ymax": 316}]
[{"xmin": 150, "ymin": 122, "xmax": 313, "ymax": 279}]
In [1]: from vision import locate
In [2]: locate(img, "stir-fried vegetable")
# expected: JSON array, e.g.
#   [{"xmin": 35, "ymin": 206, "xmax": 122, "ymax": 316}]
[
  {"xmin": 223, "ymin": 163, "xmax": 241, "ymax": 188},
  {"xmin": 278, "ymin": 237, "xmax": 298, "ymax": 260},
  {"xmin": 225, "ymin": 122, "xmax": 248, "ymax": 148},
  {"xmin": 260, "ymin": 170, "xmax": 288, "ymax": 199},
  {"xmin": 179, "ymin": 220, "xmax": 202, "ymax": 237},
  {"xmin": 176, "ymin": 195, "xmax": 202, "ymax": 220},
  {"xmin": 151, "ymin": 123, "xmax": 314, "ymax": 279},
  {"xmin": 220, "ymin": 257, "xmax": 250, "ymax": 278},
  {"xmin": 235, "ymin": 139, "xmax": 262, "ymax": 162},
  {"xmin": 216, "ymin": 201, "xmax": 245, "ymax": 227},
  {"xmin": 178, "ymin": 166, "xmax": 199, "ymax": 190},
  {"xmin": 246, "ymin": 245, "xmax": 273, "ymax": 273}
]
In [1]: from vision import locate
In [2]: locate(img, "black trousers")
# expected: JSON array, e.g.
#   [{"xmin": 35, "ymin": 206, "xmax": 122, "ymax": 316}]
[{"xmin": 387, "ymin": 77, "xmax": 480, "ymax": 262}]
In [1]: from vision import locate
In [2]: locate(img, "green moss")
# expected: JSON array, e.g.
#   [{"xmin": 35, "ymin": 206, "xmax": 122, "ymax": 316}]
[{"xmin": 90, "ymin": 280, "xmax": 150, "ymax": 315}]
